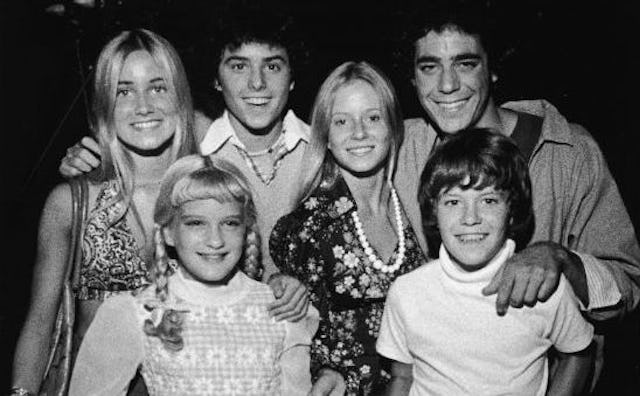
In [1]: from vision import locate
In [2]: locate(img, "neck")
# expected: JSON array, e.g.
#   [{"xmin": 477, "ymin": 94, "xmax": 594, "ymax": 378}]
[
  {"xmin": 128, "ymin": 147, "xmax": 173, "ymax": 187},
  {"xmin": 474, "ymin": 98, "xmax": 517, "ymax": 137},
  {"xmin": 228, "ymin": 111, "xmax": 285, "ymax": 152},
  {"xmin": 341, "ymin": 167, "xmax": 389, "ymax": 215}
]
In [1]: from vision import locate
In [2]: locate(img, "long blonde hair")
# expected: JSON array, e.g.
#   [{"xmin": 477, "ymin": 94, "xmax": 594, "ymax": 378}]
[
  {"xmin": 298, "ymin": 61, "xmax": 404, "ymax": 201},
  {"xmin": 91, "ymin": 29, "xmax": 196, "ymax": 223}
]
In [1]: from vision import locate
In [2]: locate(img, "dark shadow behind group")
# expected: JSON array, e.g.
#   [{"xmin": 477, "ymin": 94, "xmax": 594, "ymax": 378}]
[{"xmin": 5, "ymin": 0, "xmax": 640, "ymax": 395}]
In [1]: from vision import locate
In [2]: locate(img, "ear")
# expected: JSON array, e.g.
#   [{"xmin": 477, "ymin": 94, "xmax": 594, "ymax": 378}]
[
  {"xmin": 289, "ymin": 80, "xmax": 295, "ymax": 92},
  {"xmin": 411, "ymin": 77, "xmax": 417, "ymax": 88},
  {"xmin": 214, "ymin": 79, "xmax": 222, "ymax": 92},
  {"xmin": 163, "ymin": 226, "xmax": 176, "ymax": 247},
  {"xmin": 491, "ymin": 72, "xmax": 498, "ymax": 84}
]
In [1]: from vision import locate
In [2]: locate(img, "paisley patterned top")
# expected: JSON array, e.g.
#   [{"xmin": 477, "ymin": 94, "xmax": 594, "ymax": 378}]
[
  {"xmin": 270, "ymin": 176, "xmax": 427, "ymax": 395},
  {"xmin": 77, "ymin": 180, "xmax": 149, "ymax": 300}
]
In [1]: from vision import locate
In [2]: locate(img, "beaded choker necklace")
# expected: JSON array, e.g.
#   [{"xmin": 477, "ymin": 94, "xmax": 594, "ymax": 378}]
[{"xmin": 351, "ymin": 186, "xmax": 406, "ymax": 273}]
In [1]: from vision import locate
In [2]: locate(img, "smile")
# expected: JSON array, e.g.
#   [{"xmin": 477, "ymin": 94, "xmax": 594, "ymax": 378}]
[
  {"xmin": 455, "ymin": 233, "xmax": 488, "ymax": 243},
  {"xmin": 131, "ymin": 120, "xmax": 161, "ymax": 130},
  {"xmin": 435, "ymin": 99, "xmax": 468, "ymax": 112},
  {"xmin": 244, "ymin": 97, "xmax": 270, "ymax": 105},
  {"xmin": 347, "ymin": 146, "xmax": 375, "ymax": 155},
  {"xmin": 198, "ymin": 252, "xmax": 227, "ymax": 261}
]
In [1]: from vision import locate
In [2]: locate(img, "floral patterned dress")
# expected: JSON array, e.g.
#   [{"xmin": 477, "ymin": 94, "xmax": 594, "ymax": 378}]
[{"xmin": 270, "ymin": 176, "xmax": 427, "ymax": 395}]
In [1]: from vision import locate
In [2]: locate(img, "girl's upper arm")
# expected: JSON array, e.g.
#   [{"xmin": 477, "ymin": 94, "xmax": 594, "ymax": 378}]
[{"xmin": 28, "ymin": 183, "xmax": 74, "ymax": 322}]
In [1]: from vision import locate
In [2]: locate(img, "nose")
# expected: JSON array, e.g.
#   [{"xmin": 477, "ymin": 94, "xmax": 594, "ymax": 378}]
[
  {"xmin": 351, "ymin": 118, "xmax": 368, "ymax": 140},
  {"xmin": 205, "ymin": 225, "xmax": 224, "ymax": 249},
  {"xmin": 462, "ymin": 201, "xmax": 481, "ymax": 226},
  {"xmin": 135, "ymin": 92, "xmax": 154, "ymax": 115},
  {"xmin": 248, "ymin": 67, "xmax": 266, "ymax": 91},
  {"xmin": 438, "ymin": 66, "xmax": 460, "ymax": 93}
]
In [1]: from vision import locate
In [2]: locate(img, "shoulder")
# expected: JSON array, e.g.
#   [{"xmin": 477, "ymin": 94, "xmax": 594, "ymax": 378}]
[
  {"xmin": 388, "ymin": 263, "xmax": 434, "ymax": 300},
  {"xmin": 402, "ymin": 118, "xmax": 436, "ymax": 145}
]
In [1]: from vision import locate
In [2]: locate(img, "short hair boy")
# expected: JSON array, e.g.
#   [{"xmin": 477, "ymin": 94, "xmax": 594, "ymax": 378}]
[{"xmin": 376, "ymin": 129, "xmax": 594, "ymax": 395}]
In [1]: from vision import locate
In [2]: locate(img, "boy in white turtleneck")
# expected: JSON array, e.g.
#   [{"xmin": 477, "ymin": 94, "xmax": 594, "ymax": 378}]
[{"xmin": 376, "ymin": 129, "xmax": 594, "ymax": 396}]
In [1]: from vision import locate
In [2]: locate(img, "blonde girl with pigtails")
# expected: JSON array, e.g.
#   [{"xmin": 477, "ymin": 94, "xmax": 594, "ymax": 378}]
[{"xmin": 69, "ymin": 155, "xmax": 319, "ymax": 396}]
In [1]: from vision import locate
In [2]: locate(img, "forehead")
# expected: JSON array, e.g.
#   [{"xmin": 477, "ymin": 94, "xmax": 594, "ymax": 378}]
[
  {"xmin": 332, "ymin": 80, "xmax": 380, "ymax": 111},
  {"xmin": 120, "ymin": 50, "xmax": 165, "ymax": 80},
  {"xmin": 442, "ymin": 184, "xmax": 500, "ymax": 196},
  {"xmin": 221, "ymin": 42, "xmax": 289, "ymax": 62},
  {"xmin": 179, "ymin": 198, "xmax": 243, "ymax": 217},
  {"xmin": 414, "ymin": 28, "xmax": 486, "ymax": 60}
]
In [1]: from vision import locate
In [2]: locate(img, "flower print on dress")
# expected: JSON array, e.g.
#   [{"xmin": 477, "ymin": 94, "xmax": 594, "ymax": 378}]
[{"xmin": 270, "ymin": 175, "xmax": 428, "ymax": 395}]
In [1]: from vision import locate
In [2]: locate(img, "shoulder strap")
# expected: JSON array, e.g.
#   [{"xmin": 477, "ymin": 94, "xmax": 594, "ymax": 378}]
[{"xmin": 67, "ymin": 177, "xmax": 88, "ymax": 289}]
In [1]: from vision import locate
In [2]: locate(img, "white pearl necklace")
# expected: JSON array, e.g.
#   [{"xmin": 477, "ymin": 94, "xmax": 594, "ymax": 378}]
[{"xmin": 351, "ymin": 186, "xmax": 406, "ymax": 274}]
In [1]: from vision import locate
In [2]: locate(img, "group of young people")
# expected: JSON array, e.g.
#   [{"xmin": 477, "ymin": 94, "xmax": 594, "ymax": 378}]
[{"xmin": 10, "ymin": 1, "xmax": 640, "ymax": 395}]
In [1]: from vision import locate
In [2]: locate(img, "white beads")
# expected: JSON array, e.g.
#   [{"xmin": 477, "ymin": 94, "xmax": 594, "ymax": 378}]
[{"xmin": 351, "ymin": 186, "xmax": 405, "ymax": 274}]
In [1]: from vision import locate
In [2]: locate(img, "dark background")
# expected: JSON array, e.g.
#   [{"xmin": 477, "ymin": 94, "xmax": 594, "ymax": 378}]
[{"xmin": 2, "ymin": 0, "xmax": 639, "ymax": 393}]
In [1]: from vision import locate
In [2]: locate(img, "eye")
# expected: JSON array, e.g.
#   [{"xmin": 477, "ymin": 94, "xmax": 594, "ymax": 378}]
[
  {"xmin": 456, "ymin": 60, "xmax": 480, "ymax": 72},
  {"xmin": 332, "ymin": 117, "xmax": 348, "ymax": 127},
  {"xmin": 368, "ymin": 114, "xmax": 381, "ymax": 123},
  {"xmin": 151, "ymin": 84, "xmax": 168, "ymax": 94},
  {"xmin": 184, "ymin": 219, "xmax": 204, "ymax": 226},
  {"xmin": 417, "ymin": 63, "xmax": 438, "ymax": 74},
  {"xmin": 266, "ymin": 62, "xmax": 281, "ymax": 72},
  {"xmin": 230, "ymin": 62, "xmax": 246, "ymax": 71},
  {"xmin": 222, "ymin": 218, "xmax": 242, "ymax": 228},
  {"xmin": 116, "ymin": 88, "xmax": 131, "ymax": 97},
  {"xmin": 443, "ymin": 199, "xmax": 459, "ymax": 206}
]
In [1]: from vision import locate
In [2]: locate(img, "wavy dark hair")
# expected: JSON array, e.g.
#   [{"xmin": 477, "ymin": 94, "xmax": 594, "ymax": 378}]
[{"xmin": 418, "ymin": 129, "xmax": 533, "ymax": 256}]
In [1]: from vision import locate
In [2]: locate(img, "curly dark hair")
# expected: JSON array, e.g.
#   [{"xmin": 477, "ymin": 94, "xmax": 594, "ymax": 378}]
[
  {"xmin": 393, "ymin": 0, "xmax": 504, "ymax": 83},
  {"xmin": 418, "ymin": 128, "xmax": 534, "ymax": 256}
]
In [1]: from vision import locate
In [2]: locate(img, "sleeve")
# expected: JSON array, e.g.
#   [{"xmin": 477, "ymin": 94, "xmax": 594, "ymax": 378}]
[
  {"xmin": 269, "ymin": 209, "xmax": 357, "ymax": 389},
  {"xmin": 548, "ymin": 276, "xmax": 594, "ymax": 353},
  {"xmin": 280, "ymin": 305, "xmax": 320, "ymax": 396},
  {"xmin": 564, "ymin": 127, "xmax": 640, "ymax": 320},
  {"xmin": 68, "ymin": 295, "xmax": 144, "ymax": 396},
  {"xmin": 376, "ymin": 281, "xmax": 413, "ymax": 364}
]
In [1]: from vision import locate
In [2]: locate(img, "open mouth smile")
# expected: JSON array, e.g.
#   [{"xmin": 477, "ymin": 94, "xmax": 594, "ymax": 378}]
[
  {"xmin": 131, "ymin": 120, "xmax": 162, "ymax": 130},
  {"xmin": 347, "ymin": 146, "xmax": 375, "ymax": 155}
]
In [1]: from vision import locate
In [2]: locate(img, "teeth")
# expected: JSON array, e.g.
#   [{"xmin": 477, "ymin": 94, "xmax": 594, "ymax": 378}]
[
  {"xmin": 457, "ymin": 234, "xmax": 486, "ymax": 242},
  {"xmin": 132, "ymin": 120, "xmax": 160, "ymax": 129},
  {"xmin": 348, "ymin": 147, "xmax": 374, "ymax": 155},
  {"xmin": 245, "ymin": 98, "xmax": 269, "ymax": 105},
  {"xmin": 438, "ymin": 100, "xmax": 467, "ymax": 112}
]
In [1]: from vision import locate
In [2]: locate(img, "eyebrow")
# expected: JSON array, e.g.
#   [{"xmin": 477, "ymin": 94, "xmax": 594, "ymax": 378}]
[
  {"xmin": 223, "ymin": 55, "xmax": 288, "ymax": 64},
  {"xmin": 117, "ymin": 77, "xmax": 166, "ymax": 85},
  {"xmin": 415, "ymin": 53, "xmax": 483, "ymax": 64}
]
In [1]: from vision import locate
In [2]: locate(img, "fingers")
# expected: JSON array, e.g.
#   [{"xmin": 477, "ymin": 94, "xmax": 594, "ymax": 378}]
[
  {"xmin": 494, "ymin": 274, "xmax": 514, "ymax": 316},
  {"xmin": 80, "ymin": 136, "xmax": 101, "ymax": 155},
  {"xmin": 537, "ymin": 269, "xmax": 560, "ymax": 302},
  {"xmin": 270, "ymin": 284, "xmax": 309, "ymax": 322},
  {"xmin": 523, "ymin": 267, "xmax": 546, "ymax": 306}
]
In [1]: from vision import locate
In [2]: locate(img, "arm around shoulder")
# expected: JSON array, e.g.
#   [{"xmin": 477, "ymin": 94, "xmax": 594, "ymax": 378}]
[{"xmin": 11, "ymin": 183, "xmax": 74, "ymax": 394}]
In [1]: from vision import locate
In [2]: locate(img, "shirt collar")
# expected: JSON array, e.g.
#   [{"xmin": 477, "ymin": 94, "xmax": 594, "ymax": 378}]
[{"xmin": 199, "ymin": 109, "xmax": 310, "ymax": 155}]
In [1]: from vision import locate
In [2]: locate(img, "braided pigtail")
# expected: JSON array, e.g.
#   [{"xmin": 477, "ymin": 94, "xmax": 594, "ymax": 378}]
[
  {"xmin": 142, "ymin": 224, "xmax": 185, "ymax": 351},
  {"xmin": 242, "ymin": 221, "xmax": 263, "ymax": 281}
]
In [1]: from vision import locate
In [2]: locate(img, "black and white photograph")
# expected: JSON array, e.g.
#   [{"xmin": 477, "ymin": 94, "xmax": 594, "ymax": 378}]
[{"xmin": 2, "ymin": 0, "xmax": 639, "ymax": 395}]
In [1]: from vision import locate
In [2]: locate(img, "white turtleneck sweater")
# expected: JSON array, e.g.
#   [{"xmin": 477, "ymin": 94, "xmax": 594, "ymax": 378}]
[
  {"xmin": 376, "ymin": 239, "xmax": 593, "ymax": 396},
  {"xmin": 69, "ymin": 270, "xmax": 318, "ymax": 396}
]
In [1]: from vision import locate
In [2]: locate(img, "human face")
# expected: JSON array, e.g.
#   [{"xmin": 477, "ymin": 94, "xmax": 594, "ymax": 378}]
[
  {"xmin": 328, "ymin": 80, "xmax": 391, "ymax": 177},
  {"xmin": 114, "ymin": 50, "xmax": 178, "ymax": 152},
  {"xmin": 164, "ymin": 198, "xmax": 246, "ymax": 284},
  {"xmin": 216, "ymin": 42, "xmax": 294, "ymax": 137},
  {"xmin": 412, "ymin": 29, "xmax": 493, "ymax": 134},
  {"xmin": 437, "ymin": 184, "xmax": 510, "ymax": 271}
]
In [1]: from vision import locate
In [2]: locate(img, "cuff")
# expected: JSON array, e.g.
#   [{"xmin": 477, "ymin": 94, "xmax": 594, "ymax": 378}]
[{"xmin": 573, "ymin": 251, "xmax": 622, "ymax": 311}]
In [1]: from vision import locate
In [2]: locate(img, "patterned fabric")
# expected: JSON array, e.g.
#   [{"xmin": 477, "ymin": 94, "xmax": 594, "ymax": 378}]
[
  {"xmin": 234, "ymin": 131, "xmax": 290, "ymax": 185},
  {"xmin": 270, "ymin": 176, "xmax": 427, "ymax": 395},
  {"xmin": 140, "ymin": 282, "xmax": 286, "ymax": 395},
  {"xmin": 78, "ymin": 180, "xmax": 149, "ymax": 300}
]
